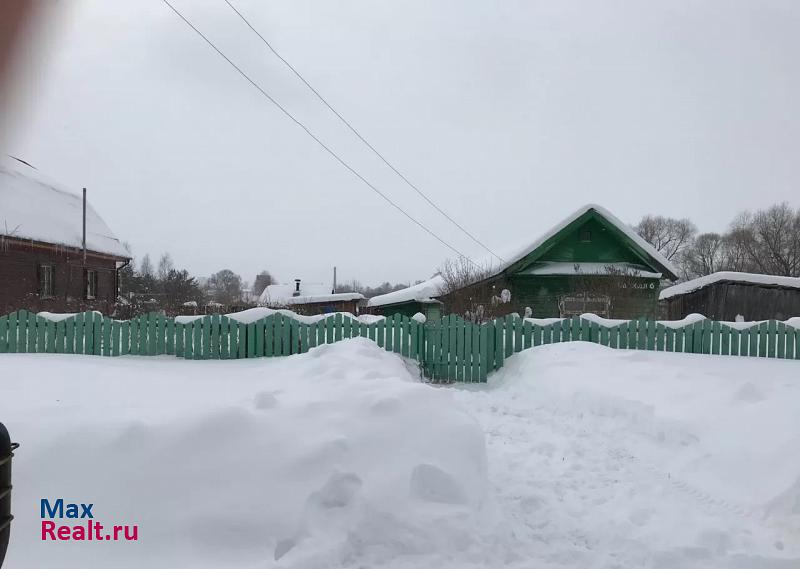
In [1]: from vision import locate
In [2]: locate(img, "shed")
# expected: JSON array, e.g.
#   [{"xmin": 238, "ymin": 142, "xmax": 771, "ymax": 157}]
[
  {"xmin": 258, "ymin": 279, "xmax": 364, "ymax": 315},
  {"xmin": 0, "ymin": 157, "xmax": 130, "ymax": 315},
  {"xmin": 366, "ymin": 275, "xmax": 444, "ymax": 320},
  {"xmin": 659, "ymin": 272, "xmax": 800, "ymax": 321}
]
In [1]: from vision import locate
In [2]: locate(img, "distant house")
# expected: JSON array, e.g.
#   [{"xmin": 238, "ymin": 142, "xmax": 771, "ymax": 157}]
[
  {"xmin": 370, "ymin": 204, "xmax": 679, "ymax": 320},
  {"xmin": 0, "ymin": 158, "xmax": 130, "ymax": 315},
  {"xmin": 659, "ymin": 272, "xmax": 800, "ymax": 321},
  {"xmin": 367, "ymin": 276, "xmax": 444, "ymax": 320},
  {"xmin": 258, "ymin": 279, "xmax": 364, "ymax": 315}
]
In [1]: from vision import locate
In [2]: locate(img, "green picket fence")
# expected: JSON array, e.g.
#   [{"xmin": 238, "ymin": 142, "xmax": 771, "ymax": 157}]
[{"xmin": 0, "ymin": 310, "xmax": 798, "ymax": 382}]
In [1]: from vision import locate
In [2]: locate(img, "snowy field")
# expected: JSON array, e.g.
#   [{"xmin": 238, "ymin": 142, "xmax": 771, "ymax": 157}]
[{"xmin": 1, "ymin": 339, "xmax": 799, "ymax": 568}]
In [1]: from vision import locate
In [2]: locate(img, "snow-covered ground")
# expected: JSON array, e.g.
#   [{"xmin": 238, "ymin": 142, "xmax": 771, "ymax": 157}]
[{"xmin": 1, "ymin": 339, "xmax": 798, "ymax": 568}]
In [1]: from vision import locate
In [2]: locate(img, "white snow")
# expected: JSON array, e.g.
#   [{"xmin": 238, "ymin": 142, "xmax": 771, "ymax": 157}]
[
  {"xmin": 520, "ymin": 261, "xmax": 663, "ymax": 279},
  {"xmin": 1, "ymin": 340, "xmax": 798, "ymax": 568},
  {"xmin": 259, "ymin": 283, "xmax": 363, "ymax": 307},
  {"xmin": 174, "ymin": 307, "xmax": 384, "ymax": 325},
  {"xmin": 367, "ymin": 275, "xmax": 445, "ymax": 308},
  {"xmin": 660, "ymin": 271, "xmax": 800, "ymax": 300},
  {"xmin": 0, "ymin": 157, "xmax": 129, "ymax": 258}
]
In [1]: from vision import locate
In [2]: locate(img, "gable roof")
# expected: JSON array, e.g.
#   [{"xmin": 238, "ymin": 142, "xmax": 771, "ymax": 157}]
[
  {"xmin": 659, "ymin": 272, "xmax": 800, "ymax": 300},
  {"xmin": 492, "ymin": 204, "xmax": 679, "ymax": 281},
  {"xmin": 0, "ymin": 157, "xmax": 129, "ymax": 258}
]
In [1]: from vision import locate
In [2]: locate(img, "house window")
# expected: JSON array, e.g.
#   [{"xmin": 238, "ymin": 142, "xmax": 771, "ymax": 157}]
[
  {"xmin": 580, "ymin": 229, "xmax": 592, "ymax": 242},
  {"xmin": 85, "ymin": 269, "xmax": 98, "ymax": 300},
  {"xmin": 38, "ymin": 264, "xmax": 55, "ymax": 297}
]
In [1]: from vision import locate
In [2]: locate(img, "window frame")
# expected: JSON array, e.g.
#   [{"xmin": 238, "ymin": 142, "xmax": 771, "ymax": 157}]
[
  {"xmin": 38, "ymin": 263, "xmax": 55, "ymax": 298},
  {"xmin": 85, "ymin": 269, "xmax": 98, "ymax": 300}
]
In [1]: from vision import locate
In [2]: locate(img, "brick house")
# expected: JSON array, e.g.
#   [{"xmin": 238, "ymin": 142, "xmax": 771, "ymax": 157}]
[{"xmin": 0, "ymin": 157, "xmax": 130, "ymax": 316}]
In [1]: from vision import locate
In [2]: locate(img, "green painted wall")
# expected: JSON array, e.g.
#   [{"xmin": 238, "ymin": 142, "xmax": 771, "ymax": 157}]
[
  {"xmin": 536, "ymin": 218, "xmax": 645, "ymax": 265},
  {"xmin": 508, "ymin": 275, "xmax": 660, "ymax": 319}
]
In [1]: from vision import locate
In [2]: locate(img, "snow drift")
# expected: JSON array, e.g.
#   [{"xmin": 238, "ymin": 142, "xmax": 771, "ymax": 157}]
[{"xmin": 1, "ymin": 339, "xmax": 487, "ymax": 568}]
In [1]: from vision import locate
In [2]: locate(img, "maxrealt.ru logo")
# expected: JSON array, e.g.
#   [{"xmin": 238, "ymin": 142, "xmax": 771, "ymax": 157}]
[{"xmin": 40, "ymin": 499, "xmax": 138, "ymax": 541}]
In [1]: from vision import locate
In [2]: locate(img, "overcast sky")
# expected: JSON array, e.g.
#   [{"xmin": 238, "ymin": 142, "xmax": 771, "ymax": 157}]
[{"xmin": 5, "ymin": 0, "xmax": 799, "ymax": 287}]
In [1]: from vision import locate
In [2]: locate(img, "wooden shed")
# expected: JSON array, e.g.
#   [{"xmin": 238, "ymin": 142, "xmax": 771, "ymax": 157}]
[{"xmin": 659, "ymin": 272, "xmax": 800, "ymax": 321}]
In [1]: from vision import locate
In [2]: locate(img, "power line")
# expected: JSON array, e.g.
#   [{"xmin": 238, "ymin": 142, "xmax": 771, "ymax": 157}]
[
  {"xmin": 222, "ymin": 0, "xmax": 504, "ymax": 264},
  {"xmin": 161, "ymin": 0, "xmax": 477, "ymax": 264}
]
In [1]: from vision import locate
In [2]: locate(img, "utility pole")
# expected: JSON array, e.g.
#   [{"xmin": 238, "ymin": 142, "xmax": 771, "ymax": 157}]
[{"xmin": 82, "ymin": 187, "xmax": 87, "ymax": 265}]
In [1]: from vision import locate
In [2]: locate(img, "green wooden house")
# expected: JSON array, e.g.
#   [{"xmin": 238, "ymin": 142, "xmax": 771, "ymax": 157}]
[
  {"xmin": 450, "ymin": 204, "xmax": 679, "ymax": 319},
  {"xmin": 372, "ymin": 204, "xmax": 679, "ymax": 320}
]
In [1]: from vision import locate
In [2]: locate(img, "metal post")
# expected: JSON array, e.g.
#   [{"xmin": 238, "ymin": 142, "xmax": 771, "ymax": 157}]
[
  {"xmin": 0, "ymin": 422, "xmax": 18, "ymax": 568},
  {"xmin": 82, "ymin": 187, "xmax": 87, "ymax": 265}
]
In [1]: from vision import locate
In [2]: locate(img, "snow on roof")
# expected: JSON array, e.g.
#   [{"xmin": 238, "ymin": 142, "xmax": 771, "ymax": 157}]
[
  {"xmin": 490, "ymin": 204, "xmax": 679, "ymax": 280},
  {"xmin": 659, "ymin": 272, "xmax": 800, "ymax": 300},
  {"xmin": 0, "ymin": 157, "xmax": 129, "ymax": 258},
  {"xmin": 258, "ymin": 282, "xmax": 363, "ymax": 306},
  {"xmin": 520, "ymin": 262, "xmax": 662, "ymax": 279},
  {"xmin": 367, "ymin": 275, "xmax": 445, "ymax": 308}
]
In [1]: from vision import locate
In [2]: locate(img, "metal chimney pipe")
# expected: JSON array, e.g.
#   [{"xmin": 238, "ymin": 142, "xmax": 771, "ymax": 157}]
[
  {"xmin": 332, "ymin": 266, "xmax": 337, "ymax": 294},
  {"xmin": 82, "ymin": 187, "xmax": 87, "ymax": 265}
]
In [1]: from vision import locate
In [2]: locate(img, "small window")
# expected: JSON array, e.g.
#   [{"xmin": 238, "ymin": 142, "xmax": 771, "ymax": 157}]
[
  {"xmin": 580, "ymin": 229, "xmax": 592, "ymax": 242},
  {"xmin": 85, "ymin": 269, "xmax": 98, "ymax": 300},
  {"xmin": 39, "ymin": 264, "xmax": 55, "ymax": 297}
]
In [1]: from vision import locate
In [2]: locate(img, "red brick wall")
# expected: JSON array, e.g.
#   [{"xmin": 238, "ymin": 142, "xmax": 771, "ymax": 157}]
[{"xmin": 0, "ymin": 239, "xmax": 122, "ymax": 316}]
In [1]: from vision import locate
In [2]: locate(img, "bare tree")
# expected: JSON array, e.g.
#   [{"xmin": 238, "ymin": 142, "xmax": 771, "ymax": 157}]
[
  {"xmin": 157, "ymin": 252, "xmax": 174, "ymax": 281},
  {"xmin": 635, "ymin": 215, "xmax": 697, "ymax": 262},
  {"xmin": 683, "ymin": 233, "xmax": 726, "ymax": 277},
  {"xmin": 253, "ymin": 270, "xmax": 274, "ymax": 296},
  {"xmin": 437, "ymin": 256, "xmax": 510, "ymax": 322},
  {"xmin": 747, "ymin": 203, "xmax": 800, "ymax": 277}
]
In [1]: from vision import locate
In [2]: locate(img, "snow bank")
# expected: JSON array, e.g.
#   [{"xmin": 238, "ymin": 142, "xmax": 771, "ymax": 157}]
[
  {"xmin": 173, "ymin": 308, "xmax": 385, "ymax": 325},
  {"xmin": 367, "ymin": 276, "xmax": 444, "ymax": 308},
  {"xmin": 1, "ymin": 339, "xmax": 487, "ymax": 569},
  {"xmin": 454, "ymin": 342, "xmax": 800, "ymax": 566}
]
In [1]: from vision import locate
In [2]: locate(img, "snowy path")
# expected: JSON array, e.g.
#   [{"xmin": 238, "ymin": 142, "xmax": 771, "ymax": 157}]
[{"xmin": 454, "ymin": 343, "xmax": 800, "ymax": 568}]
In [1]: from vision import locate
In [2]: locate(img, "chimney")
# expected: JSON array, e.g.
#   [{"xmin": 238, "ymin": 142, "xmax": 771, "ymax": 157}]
[
  {"xmin": 293, "ymin": 278, "xmax": 301, "ymax": 297},
  {"xmin": 332, "ymin": 266, "xmax": 337, "ymax": 294}
]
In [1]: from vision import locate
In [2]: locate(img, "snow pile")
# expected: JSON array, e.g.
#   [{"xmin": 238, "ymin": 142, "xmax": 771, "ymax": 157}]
[
  {"xmin": 1, "ymin": 339, "xmax": 487, "ymax": 569},
  {"xmin": 454, "ymin": 342, "xmax": 800, "ymax": 567},
  {"xmin": 367, "ymin": 275, "xmax": 445, "ymax": 308}
]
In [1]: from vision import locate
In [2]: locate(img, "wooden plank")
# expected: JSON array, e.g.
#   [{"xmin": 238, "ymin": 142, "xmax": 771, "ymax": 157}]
[
  {"xmin": 102, "ymin": 316, "xmax": 112, "ymax": 356},
  {"xmin": 720, "ymin": 323, "xmax": 730, "ymax": 356},
  {"xmin": 523, "ymin": 320, "xmax": 532, "ymax": 350},
  {"xmin": 334, "ymin": 313, "xmax": 343, "ymax": 343},
  {"xmin": 219, "ymin": 316, "xmax": 230, "ymax": 359},
  {"xmin": 128, "ymin": 317, "xmax": 138, "ymax": 355},
  {"xmin": 729, "ymin": 327, "xmax": 739, "ymax": 356},
  {"xmin": 343, "ymin": 315, "xmax": 352, "ymax": 340},
  {"xmin": 463, "ymin": 320, "xmax": 472, "ymax": 382},
  {"xmin": 617, "ymin": 322, "xmax": 628, "ymax": 349},
  {"xmin": 533, "ymin": 324, "xmax": 542, "ymax": 346},
  {"xmin": 136, "ymin": 314, "xmax": 146, "ymax": 356},
  {"xmin": 193, "ymin": 318, "xmax": 203, "ymax": 360},
  {"xmin": 747, "ymin": 324, "xmax": 758, "ymax": 356},
  {"xmin": 0, "ymin": 315, "xmax": 7, "ymax": 353},
  {"xmin": 277, "ymin": 318, "xmax": 287, "ymax": 357},
  {"xmin": 165, "ymin": 318, "xmax": 175, "ymax": 355},
  {"xmin": 784, "ymin": 324, "xmax": 795, "ymax": 360},
  {"xmin": 248, "ymin": 322, "xmax": 257, "ymax": 357},
  {"xmin": 776, "ymin": 322, "xmax": 786, "ymax": 359},
  {"xmin": 513, "ymin": 314, "xmax": 523, "ymax": 353},
  {"xmin": 700, "ymin": 319, "xmax": 712, "ymax": 354},
  {"xmin": 54, "ymin": 319, "xmax": 65, "ymax": 353},
  {"xmin": 758, "ymin": 321, "xmax": 769, "ymax": 357},
  {"xmin": 494, "ymin": 318, "xmax": 504, "ymax": 370},
  {"xmin": 26, "ymin": 312, "xmax": 38, "ymax": 353},
  {"xmin": 92, "ymin": 315, "xmax": 102, "ymax": 356},
  {"xmin": 394, "ymin": 314, "xmax": 403, "ymax": 355},
  {"xmin": 655, "ymin": 323, "xmax": 665, "ymax": 351},
  {"xmin": 111, "ymin": 320, "xmax": 121, "ymax": 356},
  {"xmin": 154, "ymin": 314, "xmax": 165, "ymax": 355},
  {"xmin": 6, "ymin": 312, "xmax": 18, "ymax": 354},
  {"xmin": 449, "ymin": 316, "xmax": 458, "ymax": 380},
  {"xmin": 256, "ymin": 318, "xmax": 266, "ymax": 356},
  {"xmin": 264, "ymin": 315, "xmax": 275, "ymax": 357},
  {"xmin": 80, "ymin": 312, "xmax": 92, "ymax": 355},
  {"xmin": 664, "ymin": 326, "xmax": 674, "ymax": 352},
  {"xmin": 479, "ymin": 323, "xmax": 489, "ymax": 381},
  {"xmin": 289, "ymin": 318, "xmax": 299, "ymax": 355},
  {"xmin": 767, "ymin": 320, "xmax": 777, "ymax": 358},
  {"xmin": 400, "ymin": 316, "xmax": 409, "ymax": 357},
  {"xmin": 571, "ymin": 315, "xmax": 581, "ymax": 342},
  {"xmin": 200, "ymin": 316, "xmax": 210, "ymax": 359},
  {"xmin": 122, "ymin": 320, "xmax": 131, "ymax": 355},
  {"xmin": 15, "ymin": 310, "xmax": 28, "ymax": 352},
  {"xmin": 184, "ymin": 322, "xmax": 194, "ymax": 359}
]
